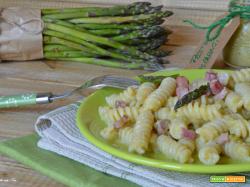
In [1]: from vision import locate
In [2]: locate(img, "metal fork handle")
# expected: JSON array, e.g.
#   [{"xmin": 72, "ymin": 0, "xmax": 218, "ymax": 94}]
[
  {"xmin": 0, "ymin": 79, "xmax": 103, "ymax": 108},
  {"xmin": 0, "ymin": 92, "xmax": 53, "ymax": 108}
]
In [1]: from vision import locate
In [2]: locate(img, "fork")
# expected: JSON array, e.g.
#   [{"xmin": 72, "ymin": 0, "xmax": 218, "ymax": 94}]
[{"xmin": 0, "ymin": 75, "xmax": 139, "ymax": 109}]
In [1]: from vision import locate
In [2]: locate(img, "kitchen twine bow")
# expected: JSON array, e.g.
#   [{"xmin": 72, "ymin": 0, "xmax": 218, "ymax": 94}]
[
  {"xmin": 0, "ymin": 8, "xmax": 44, "ymax": 35},
  {"xmin": 183, "ymin": 3, "xmax": 250, "ymax": 42}
]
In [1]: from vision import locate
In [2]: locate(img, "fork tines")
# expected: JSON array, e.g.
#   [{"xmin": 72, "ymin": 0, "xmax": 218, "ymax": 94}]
[{"xmin": 103, "ymin": 76, "xmax": 139, "ymax": 89}]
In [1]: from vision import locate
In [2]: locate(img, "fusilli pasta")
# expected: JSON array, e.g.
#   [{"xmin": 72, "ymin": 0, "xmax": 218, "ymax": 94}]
[
  {"xmin": 118, "ymin": 127, "xmax": 133, "ymax": 145},
  {"xmin": 198, "ymin": 143, "xmax": 222, "ymax": 165},
  {"xmin": 100, "ymin": 127, "xmax": 118, "ymax": 141},
  {"xmin": 177, "ymin": 101, "xmax": 223, "ymax": 123},
  {"xmin": 155, "ymin": 107, "xmax": 177, "ymax": 121},
  {"xmin": 143, "ymin": 77, "xmax": 176, "ymax": 111},
  {"xmin": 157, "ymin": 135, "xmax": 193, "ymax": 163},
  {"xmin": 106, "ymin": 86, "xmax": 137, "ymax": 107},
  {"xmin": 136, "ymin": 82, "xmax": 156, "ymax": 106},
  {"xmin": 196, "ymin": 117, "xmax": 230, "ymax": 142},
  {"xmin": 227, "ymin": 114, "xmax": 250, "ymax": 139},
  {"xmin": 178, "ymin": 138, "xmax": 195, "ymax": 152},
  {"xmin": 235, "ymin": 83, "xmax": 250, "ymax": 111},
  {"xmin": 169, "ymin": 118, "xmax": 189, "ymax": 140},
  {"xmin": 99, "ymin": 106, "xmax": 140, "ymax": 126},
  {"xmin": 165, "ymin": 96, "xmax": 178, "ymax": 109},
  {"xmin": 230, "ymin": 68, "xmax": 250, "ymax": 84},
  {"xmin": 224, "ymin": 91, "xmax": 243, "ymax": 113},
  {"xmin": 129, "ymin": 110, "xmax": 154, "ymax": 154},
  {"xmin": 224, "ymin": 140, "xmax": 250, "ymax": 161}
]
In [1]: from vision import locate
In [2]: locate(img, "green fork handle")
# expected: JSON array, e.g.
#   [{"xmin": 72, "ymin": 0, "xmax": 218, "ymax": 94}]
[{"xmin": 0, "ymin": 93, "xmax": 53, "ymax": 108}]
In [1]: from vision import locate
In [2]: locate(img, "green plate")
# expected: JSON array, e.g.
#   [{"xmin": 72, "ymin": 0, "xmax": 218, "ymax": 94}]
[{"xmin": 76, "ymin": 69, "xmax": 250, "ymax": 173}]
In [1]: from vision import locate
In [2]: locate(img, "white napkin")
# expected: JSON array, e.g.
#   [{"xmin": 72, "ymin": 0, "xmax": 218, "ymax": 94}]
[{"xmin": 35, "ymin": 102, "xmax": 250, "ymax": 187}]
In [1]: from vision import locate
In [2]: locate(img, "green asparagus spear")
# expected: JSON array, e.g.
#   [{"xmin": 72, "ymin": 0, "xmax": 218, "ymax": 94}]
[
  {"xmin": 110, "ymin": 34, "xmax": 168, "ymax": 55},
  {"xmin": 43, "ymin": 30, "xmax": 148, "ymax": 64},
  {"xmin": 111, "ymin": 49, "xmax": 168, "ymax": 58},
  {"xmin": 69, "ymin": 11, "xmax": 173, "ymax": 24},
  {"xmin": 43, "ymin": 18, "xmax": 88, "ymax": 32},
  {"xmin": 112, "ymin": 34, "xmax": 168, "ymax": 53},
  {"xmin": 42, "ymin": 2, "xmax": 156, "ymax": 19},
  {"xmin": 45, "ymin": 57, "xmax": 146, "ymax": 70},
  {"xmin": 43, "ymin": 44, "xmax": 76, "ymax": 52},
  {"xmin": 174, "ymin": 84, "xmax": 210, "ymax": 111},
  {"xmin": 136, "ymin": 35, "xmax": 168, "ymax": 51},
  {"xmin": 121, "ymin": 38, "xmax": 151, "ymax": 45},
  {"xmin": 78, "ymin": 24, "xmax": 167, "ymax": 36},
  {"xmin": 44, "ymin": 23, "xmax": 161, "ymax": 63},
  {"xmin": 120, "ymin": 34, "xmax": 166, "ymax": 45},
  {"xmin": 43, "ymin": 36, "xmax": 97, "ymax": 53},
  {"xmin": 42, "ymin": 2, "xmax": 151, "ymax": 15},
  {"xmin": 145, "ymin": 49, "xmax": 172, "ymax": 57},
  {"xmin": 77, "ymin": 19, "xmax": 165, "ymax": 30},
  {"xmin": 88, "ymin": 28, "xmax": 129, "ymax": 36},
  {"xmin": 138, "ymin": 74, "xmax": 179, "ymax": 84},
  {"xmin": 43, "ymin": 30, "xmax": 99, "ymax": 52},
  {"xmin": 44, "ymin": 51, "xmax": 99, "ymax": 58},
  {"xmin": 111, "ymin": 26, "xmax": 165, "ymax": 41}
]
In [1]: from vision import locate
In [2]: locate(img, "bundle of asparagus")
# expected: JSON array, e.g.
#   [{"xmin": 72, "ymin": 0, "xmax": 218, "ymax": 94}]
[{"xmin": 42, "ymin": 2, "xmax": 173, "ymax": 71}]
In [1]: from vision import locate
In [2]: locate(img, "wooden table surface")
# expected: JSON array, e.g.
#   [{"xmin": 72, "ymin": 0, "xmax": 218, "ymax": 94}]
[{"xmin": 0, "ymin": 24, "xmax": 225, "ymax": 187}]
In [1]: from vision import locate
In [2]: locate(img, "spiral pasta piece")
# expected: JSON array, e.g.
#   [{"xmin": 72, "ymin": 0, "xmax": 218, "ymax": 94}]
[
  {"xmin": 225, "ymin": 91, "xmax": 243, "ymax": 113},
  {"xmin": 129, "ymin": 110, "xmax": 154, "ymax": 154},
  {"xmin": 227, "ymin": 114, "xmax": 250, "ymax": 139},
  {"xmin": 231, "ymin": 68, "xmax": 250, "ymax": 84},
  {"xmin": 100, "ymin": 127, "xmax": 117, "ymax": 141},
  {"xmin": 165, "ymin": 96, "xmax": 178, "ymax": 109},
  {"xmin": 155, "ymin": 107, "xmax": 177, "ymax": 121},
  {"xmin": 196, "ymin": 137, "xmax": 206, "ymax": 150},
  {"xmin": 199, "ymin": 95, "xmax": 214, "ymax": 105},
  {"xmin": 169, "ymin": 118, "xmax": 189, "ymax": 140},
  {"xmin": 143, "ymin": 77, "xmax": 176, "ymax": 111},
  {"xmin": 177, "ymin": 101, "xmax": 223, "ymax": 123},
  {"xmin": 178, "ymin": 138, "xmax": 195, "ymax": 152},
  {"xmin": 198, "ymin": 143, "xmax": 222, "ymax": 165},
  {"xmin": 136, "ymin": 82, "xmax": 156, "ymax": 106},
  {"xmin": 149, "ymin": 133, "xmax": 158, "ymax": 151},
  {"xmin": 229, "ymin": 134, "xmax": 242, "ymax": 143},
  {"xmin": 99, "ymin": 106, "xmax": 112, "ymax": 126},
  {"xmin": 235, "ymin": 83, "xmax": 250, "ymax": 111},
  {"xmin": 240, "ymin": 109, "xmax": 250, "ymax": 120},
  {"xmin": 157, "ymin": 135, "xmax": 193, "ymax": 163},
  {"xmin": 106, "ymin": 86, "xmax": 137, "ymax": 107},
  {"xmin": 119, "ymin": 127, "xmax": 157, "ymax": 151},
  {"xmin": 118, "ymin": 127, "xmax": 133, "ymax": 145},
  {"xmin": 99, "ymin": 106, "xmax": 140, "ymax": 126},
  {"xmin": 196, "ymin": 117, "xmax": 231, "ymax": 142},
  {"xmin": 246, "ymin": 137, "xmax": 250, "ymax": 144},
  {"xmin": 224, "ymin": 140, "xmax": 250, "ymax": 161}
]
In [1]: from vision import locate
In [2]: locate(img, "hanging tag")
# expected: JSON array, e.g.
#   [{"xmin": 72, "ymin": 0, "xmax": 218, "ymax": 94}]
[{"xmin": 186, "ymin": 14, "xmax": 240, "ymax": 68}]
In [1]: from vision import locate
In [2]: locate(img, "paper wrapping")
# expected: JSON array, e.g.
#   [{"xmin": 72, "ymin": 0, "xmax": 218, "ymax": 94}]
[{"xmin": 0, "ymin": 7, "xmax": 43, "ymax": 61}]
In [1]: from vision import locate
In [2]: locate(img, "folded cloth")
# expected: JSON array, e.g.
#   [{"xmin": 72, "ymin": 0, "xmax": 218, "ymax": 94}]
[{"xmin": 35, "ymin": 102, "xmax": 250, "ymax": 187}]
